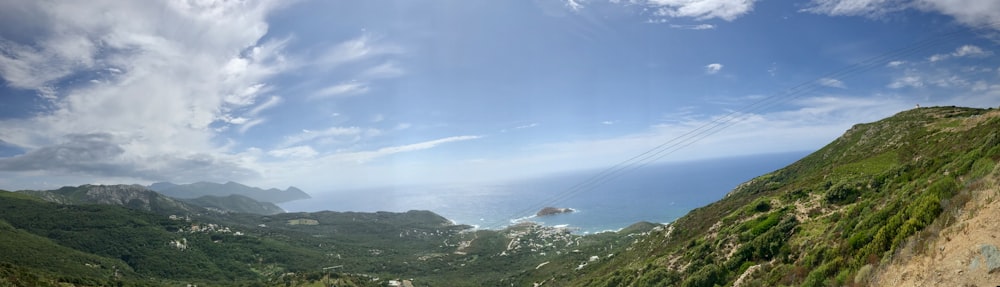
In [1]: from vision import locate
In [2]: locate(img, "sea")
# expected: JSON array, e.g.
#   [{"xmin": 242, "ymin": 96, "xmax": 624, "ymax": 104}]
[{"xmin": 279, "ymin": 151, "xmax": 809, "ymax": 234}]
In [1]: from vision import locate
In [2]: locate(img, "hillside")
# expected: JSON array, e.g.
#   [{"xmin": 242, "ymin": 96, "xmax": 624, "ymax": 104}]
[
  {"xmin": 526, "ymin": 106, "xmax": 1000, "ymax": 286},
  {"xmin": 149, "ymin": 181, "xmax": 311, "ymax": 203},
  {"xmin": 181, "ymin": 194, "xmax": 286, "ymax": 215},
  {"xmin": 19, "ymin": 184, "xmax": 202, "ymax": 215}
]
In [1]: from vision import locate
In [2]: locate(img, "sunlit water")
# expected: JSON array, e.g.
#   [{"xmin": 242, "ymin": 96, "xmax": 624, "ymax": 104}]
[{"xmin": 280, "ymin": 152, "xmax": 808, "ymax": 234}]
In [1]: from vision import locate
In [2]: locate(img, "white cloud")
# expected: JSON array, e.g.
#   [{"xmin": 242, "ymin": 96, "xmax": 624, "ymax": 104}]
[
  {"xmin": 929, "ymin": 45, "xmax": 991, "ymax": 62},
  {"xmin": 245, "ymin": 135, "xmax": 483, "ymax": 189},
  {"xmin": 248, "ymin": 95, "xmax": 283, "ymax": 116},
  {"xmin": 515, "ymin": 123, "xmax": 540, "ymax": 129},
  {"xmin": 915, "ymin": 0, "xmax": 1000, "ymax": 27},
  {"xmin": 818, "ymin": 77, "xmax": 847, "ymax": 88},
  {"xmin": 313, "ymin": 82, "xmax": 369, "ymax": 99},
  {"xmin": 952, "ymin": 45, "xmax": 990, "ymax": 57},
  {"xmin": 0, "ymin": 0, "xmax": 287, "ymax": 183},
  {"xmin": 928, "ymin": 53, "xmax": 950, "ymax": 62},
  {"xmin": 669, "ymin": 24, "xmax": 716, "ymax": 30},
  {"xmin": 887, "ymin": 60, "xmax": 906, "ymax": 67},
  {"xmin": 316, "ymin": 35, "xmax": 401, "ymax": 69},
  {"xmin": 566, "ymin": 0, "xmax": 585, "ymax": 11},
  {"xmin": 268, "ymin": 146, "xmax": 318, "ymax": 159},
  {"xmin": 802, "ymin": 0, "xmax": 908, "ymax": 17},
  {"xmin": 361, "ymin": 61, "xmax": 405, "ymax": 78},
  {"xmin": 281, "ymin": 127, "xmax": 362, "ymax": 147},
  {"xmin": 931, "ymin": 76, "xmax": 964, "ymax": 87},
  {"xmin": 317, "ymin": 135, "xmax": 481, "ymax": 165},
  {"xmin": 239, "ymin": 118, "xmax": 266, "ymax": 134},
  {"xmin": 705, "ymin": 63, "xmax": 724, "ymax": 74},
  {"xmin": 367, "ymin": 136, "xmax": 480, "ymax": 158},
  {"xmin": 648, "ymin": 0, "xmax": 759, "ymax": 21},
  {"xmin": 804, "ymin": 0, "xmax": 1000, "ymax": 30},
  {"xmin": 888, "ymin": 75, "xmax": 924, "ymax": 88}
]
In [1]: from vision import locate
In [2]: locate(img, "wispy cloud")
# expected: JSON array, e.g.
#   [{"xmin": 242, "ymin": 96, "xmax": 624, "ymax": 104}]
[
  {"xmin": 929, "ymin": 45, "xmax": 991, "ymax": 62},
  {"xmin": 801, "ymin": 0, "xmax": 909, "ymax": 18},
  {"xmin": 248, "ymin": 95, "xmax": 283, "ymax": 116},
  {"xmin": 917, "ymin": 0, "xmax": 1000, "ymax": 27},
  {"xmin": 316, "ymin": 135, "xmax": 483, "ymax": 164},
  {"xmin": 818, "ymin": 77, "xmax": 847, "ymax": 88},
  {"xmin": 515, "ymin": 123, "xmax": 540, "ymax": 130},
  {"xmin": 280, "ymin": 126, "xmax": 366, "ymax": 147},
  {"xmin": 268, "ymin": 146, "xmax": 318, "ymax": 159},
  {"xmin": 803, "ymin": 0, "xmax": 1000, "ymax": 30},
  {"xmin": 888, "ymin": 75, "xmax": 924, "ymax": 89},
  {"xmin": 670, "ymin": 24, "xmax": 716, "ymax": 30},
  {"xmin": 313, "ymin": 82, "xmax": 369, "ymax": 99},
  {"xmin": 648, "ymin": 0, "xmax": 759, "ymax": 21},
  {"xmin": 239, "ymin": 118, "xmax": 267, "ymax": 134},
  {"xmin": 361, "ymin": 61, "xmax": 405, "ymax": 78},
  {"xmin": 315, "ymin": 35, "xmax": 400, "ymax": 69},
  {"xmin": 566, "ymin": 0, "xmax": 584, "ymax": 11},
  {"xmin": 952, "ymin": 45, "xmax": 990, "ymax": 57},
  {"xmin": 368, "ymin": 136, "xmax": 480, "ymax": 157},
  {"xmin": 705, "ymin": 63, "xmax": 724, "ymax": 74}
]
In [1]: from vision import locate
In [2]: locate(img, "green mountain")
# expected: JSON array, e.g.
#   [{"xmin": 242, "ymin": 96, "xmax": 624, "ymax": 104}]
[
  {"xmin": 149, "ymin": 181, "xmax": 311, "ymax": 203},
  {"xmin": 523, "ymin": 106, "xmax": 1000, "ymax": 286},
  {"xmin": 180, "ymin": 194, "xmax": 286, "ymax": 215},
  {"xmin": 19, "ymin": 184, "xmax": 202, "ymax": 215}
]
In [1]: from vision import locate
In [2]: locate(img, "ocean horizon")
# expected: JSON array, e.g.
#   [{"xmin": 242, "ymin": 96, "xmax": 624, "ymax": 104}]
[{"xmin": 280, "ymin": 151, "xmax": 809, "ymax": 234}]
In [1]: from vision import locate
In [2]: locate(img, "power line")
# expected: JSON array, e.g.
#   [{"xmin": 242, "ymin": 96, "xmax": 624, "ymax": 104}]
[{"xmin": 494, "ymin": 22, "xmax": 998, "ymax": 230}]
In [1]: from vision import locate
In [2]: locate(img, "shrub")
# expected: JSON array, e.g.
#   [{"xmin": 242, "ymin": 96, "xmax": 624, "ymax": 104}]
[
  {"xmin": 928, "ymin": 176, "xmax": 958, "ymax": 198},
  {"xmin": 753, "ymin": 199, "xmax": 772, "ymax": 213}
]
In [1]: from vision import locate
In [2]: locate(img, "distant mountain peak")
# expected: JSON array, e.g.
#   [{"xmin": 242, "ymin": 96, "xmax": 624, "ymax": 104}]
[
  {"xmin": 148, "ymin": 181, "xmax": 310, "ymax": 203},
  {"xmin": 20, "ymin": 184, "xmax": 201, "ymax": 215}
]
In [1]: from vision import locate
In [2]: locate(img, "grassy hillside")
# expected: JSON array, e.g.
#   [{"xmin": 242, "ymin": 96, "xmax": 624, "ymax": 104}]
[{"xmin": 508, "ymin": 106, "xmax": 999, "ymax": 286}]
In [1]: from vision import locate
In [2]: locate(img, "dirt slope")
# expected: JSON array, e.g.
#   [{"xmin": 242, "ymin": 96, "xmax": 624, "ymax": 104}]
[{"xmin": 873, "ymin": 169, "xmax": 1000, "ymax": 286}]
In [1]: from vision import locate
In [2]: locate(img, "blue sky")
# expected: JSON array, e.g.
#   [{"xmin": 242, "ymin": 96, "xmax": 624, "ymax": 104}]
[{"xmin": 0, "ymin": 0, "xmax": 998, "ymax": 192}]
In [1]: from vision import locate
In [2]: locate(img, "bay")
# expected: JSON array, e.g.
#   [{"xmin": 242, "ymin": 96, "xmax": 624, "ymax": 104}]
[{"xmin": 280, "ymin": 151, "xmax": 809, "ymax": 234}]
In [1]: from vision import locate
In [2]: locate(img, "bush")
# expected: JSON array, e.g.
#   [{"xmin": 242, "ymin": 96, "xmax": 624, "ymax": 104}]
[
  {"xmin": 681, "ymin": 264, "xmax": 725, "ymax": 287},
  {"xmin": 928, "ymin": 177, "xmax": 958, "ymax": 198},
  {"xmin": 825, "ymin": 183, "xmax": 860, "ymax": 204},
  {"xmin": 753, "ymin": 199, "xmax": 772, "ymax": 213}
]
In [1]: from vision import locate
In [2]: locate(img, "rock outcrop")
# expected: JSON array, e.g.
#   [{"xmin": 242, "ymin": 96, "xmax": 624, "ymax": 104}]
[{"xmin": 536, "ymin": 207, "xmax": 574, "ymax": 217}]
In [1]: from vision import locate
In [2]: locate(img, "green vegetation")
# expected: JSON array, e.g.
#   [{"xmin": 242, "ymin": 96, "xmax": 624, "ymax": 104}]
[{"xmin": 527, "ymin": 106, "xmax": 1000, "ymax": 286}]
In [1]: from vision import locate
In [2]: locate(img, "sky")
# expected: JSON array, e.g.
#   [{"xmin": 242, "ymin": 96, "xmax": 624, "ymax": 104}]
[{"xmin": 0, "ymin": 0, "xmax": 999, "ymax": 193}]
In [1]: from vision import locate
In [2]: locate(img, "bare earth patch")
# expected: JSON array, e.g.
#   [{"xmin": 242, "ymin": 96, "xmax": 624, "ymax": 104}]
[{"xmin": 873, "ymin": 182, "xmax": 1000, "ymax": 286}]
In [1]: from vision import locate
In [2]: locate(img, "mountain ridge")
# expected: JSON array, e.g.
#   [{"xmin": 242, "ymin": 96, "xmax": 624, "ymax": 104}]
[
  {"xmin": 180, "ymin": 194, "xmax": 286, "ymax": 215},
  {"xmin": 148, "ymin": 181, "xmax": 311, "ymax": 203}
]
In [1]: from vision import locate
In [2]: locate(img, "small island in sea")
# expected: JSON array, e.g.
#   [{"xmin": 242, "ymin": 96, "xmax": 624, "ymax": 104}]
[{"xmin": 536, "ymin": 207, "xmax": 574, "ymax": 217}]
